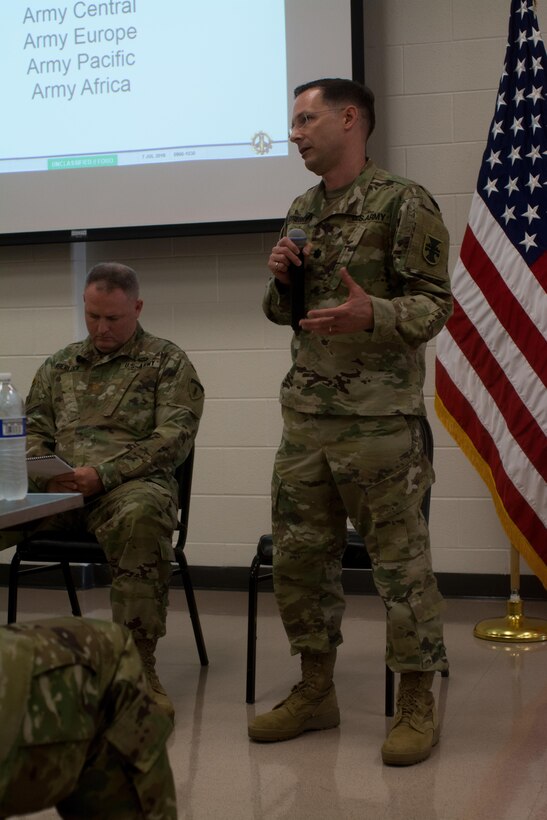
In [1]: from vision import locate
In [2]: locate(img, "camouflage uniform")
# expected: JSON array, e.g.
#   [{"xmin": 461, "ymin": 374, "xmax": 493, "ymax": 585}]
[
  {"xmin": 0, "ymin": 617, "xmax": 176, "ymax": 819},
  {"xmin": 263, "ymin": 161, "xmax": 452, "ymax": 672},
  {"xmin": 22, "ymin": 323, "xmax": 204, "ymax": 644}
]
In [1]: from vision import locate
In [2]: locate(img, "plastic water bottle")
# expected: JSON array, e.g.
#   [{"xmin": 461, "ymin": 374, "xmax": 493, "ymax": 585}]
[{"xmin": 0, "ymin": 373, "xmax": 28, "ymax": 501}]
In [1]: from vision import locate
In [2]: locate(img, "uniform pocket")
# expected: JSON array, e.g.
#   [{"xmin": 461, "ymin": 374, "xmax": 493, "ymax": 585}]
[
  {"xmin": 408, "ymin": 579, "xmax": 445, "ymax": 624},
  {"xmin": 105, "ymin": 692, "xmax": 173, "ymax": 774},
  {"xmin": 10, "ymin": 620, "xmax": 107, "ymax": 746},
  {"xmin": 51, "ymin": 372, "xmax": 80, "ymax": 426},
  {"xmin": 367, "ymin": 455, "xmax": 434, "ymax": 522},
  {"xmin": 21, "ymin": 662, "xmax": 98, "ymax": 745}
]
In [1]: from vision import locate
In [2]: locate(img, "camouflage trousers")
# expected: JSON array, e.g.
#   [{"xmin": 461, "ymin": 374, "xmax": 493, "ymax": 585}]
[
  {"xmin": 0, "ymin": 617, "xmax": 176, "ymax": 819},
  {"xmin": 0, "ymin": 478, "xmax": 178, "ymax": 643},
  {"xmin": 272, "ymin": 407, "xmax": 448, "ymax": 672}
]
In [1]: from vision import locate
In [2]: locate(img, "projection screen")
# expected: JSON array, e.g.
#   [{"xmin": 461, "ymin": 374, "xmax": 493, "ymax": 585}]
[{"xmin": 0, "ymin": 1, "xmax": 363, "ymax": 243}]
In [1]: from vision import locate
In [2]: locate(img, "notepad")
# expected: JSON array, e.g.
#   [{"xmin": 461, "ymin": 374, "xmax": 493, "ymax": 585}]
[{"xmin": 26, "ymin": 454, "xmax": 74, "ymax": 478}]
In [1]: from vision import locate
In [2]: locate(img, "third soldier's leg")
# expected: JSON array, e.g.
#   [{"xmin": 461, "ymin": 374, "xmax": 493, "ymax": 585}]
[{"xmin": 0, "ymin": 618, "xmax": 176, "ymax": 819}]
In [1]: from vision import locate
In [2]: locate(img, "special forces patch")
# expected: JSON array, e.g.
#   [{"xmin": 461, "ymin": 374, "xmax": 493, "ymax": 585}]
[{"xmin": 423, "ymin": 234, "xmax": 443, "ymax": 265}]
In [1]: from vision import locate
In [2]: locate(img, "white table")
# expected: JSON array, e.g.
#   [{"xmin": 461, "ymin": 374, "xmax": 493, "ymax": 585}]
[{"xmin": 0, "ymin": 493, "xmax": 83, "ymax": 530}]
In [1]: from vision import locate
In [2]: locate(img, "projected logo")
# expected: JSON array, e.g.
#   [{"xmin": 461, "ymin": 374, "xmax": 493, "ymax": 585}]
[{"xmin": 251, "ymin": 132, "xmax": 273, "ymax": 155}]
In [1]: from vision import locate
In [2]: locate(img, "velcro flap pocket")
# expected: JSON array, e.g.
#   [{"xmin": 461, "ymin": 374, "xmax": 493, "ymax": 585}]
[
  {"xmin": 105, "ymin": 693, "xmax": 173, "ymax": 774},
  {"xmin": 409, "ymin": 580, "xmax": 445, "ymax": 623},
  {"xmin": 367, "ymin": 455, "xmax": 434, "ymax": 522}
]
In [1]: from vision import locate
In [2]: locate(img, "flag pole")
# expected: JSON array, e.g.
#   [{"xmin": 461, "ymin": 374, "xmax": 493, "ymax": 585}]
[{"xmin": 474, "ymin": 545, "xmax": 547, "ymax": 642}]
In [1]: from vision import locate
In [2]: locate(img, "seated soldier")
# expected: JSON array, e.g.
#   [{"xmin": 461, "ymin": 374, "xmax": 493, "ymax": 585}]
[{"xmin": 12, "ymin": 261, "xmax": 204, "ymax": 720}]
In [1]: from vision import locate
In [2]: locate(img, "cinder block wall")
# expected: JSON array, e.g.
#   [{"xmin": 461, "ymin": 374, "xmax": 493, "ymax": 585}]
[{"xmin": 0, "ymin": 0, "xmax": 523, "ymax": 575}]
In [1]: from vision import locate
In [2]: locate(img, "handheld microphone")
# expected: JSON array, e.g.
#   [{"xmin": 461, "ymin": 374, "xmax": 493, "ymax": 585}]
[{"xmin": 287, "ymin": 228, "xmax": 307, "ymax": 333}]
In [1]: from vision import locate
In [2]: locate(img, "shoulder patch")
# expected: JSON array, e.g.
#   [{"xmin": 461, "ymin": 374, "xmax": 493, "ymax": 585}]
[
  {"xmin": 423, "ymin": 234, "xmax": 443, "ymax": 266},
  {"xmin": 189, "ymin": 378, "xmax": 204, "ymax": 402}
]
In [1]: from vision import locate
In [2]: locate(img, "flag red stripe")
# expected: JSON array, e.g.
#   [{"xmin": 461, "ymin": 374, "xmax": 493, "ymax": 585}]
[
  {"xmin": 531, "ymin": 250, "xmax": 547, "ymax": 289},
  {"xmin": 435, "ymin": 360, "xmax": 547, "ymax": 560},
  {"xmin": 459, "ymin": 226, "xmax": 547, "ymax": 384},
  {"xmin": 445, "ymin": 300, "xmax": 547, "ymax": 480}
]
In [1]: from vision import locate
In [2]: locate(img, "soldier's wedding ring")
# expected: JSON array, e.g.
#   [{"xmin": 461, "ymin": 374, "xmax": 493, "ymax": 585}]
[{"xmin": 275, "ymin": 261, "xmax": 279, "ymax": 271}]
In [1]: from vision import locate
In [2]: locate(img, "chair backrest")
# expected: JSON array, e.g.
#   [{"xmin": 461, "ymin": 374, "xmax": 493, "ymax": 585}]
[{"xmin": 174, "ymin": 444, "xmax": 195, "ymax": 551}]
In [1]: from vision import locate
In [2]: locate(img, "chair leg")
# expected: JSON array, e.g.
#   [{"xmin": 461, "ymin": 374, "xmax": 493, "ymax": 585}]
[
  {"xmin": 175, "ymin": 551, "xmax": 209, "ymax": 666},
  {"xmin": 7, "ymin": 552, "xmax": 22, "ymax": 624},
  {"xmin": 246, "ymin": 555, "xmax": 263, "ymax": 704},
  {"xmin": 385, "ymin": 665, "xmax": 395, "ymax": 717},
  {"xmin": 61, "ymin": 561, "xmax": 82, "ymax": 617}
]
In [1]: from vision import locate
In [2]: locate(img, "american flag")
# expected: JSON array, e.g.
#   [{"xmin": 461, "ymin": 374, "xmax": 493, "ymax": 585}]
[{"xmin": 435, "ymin": 0, "xmax": 547, "ymax": 586}]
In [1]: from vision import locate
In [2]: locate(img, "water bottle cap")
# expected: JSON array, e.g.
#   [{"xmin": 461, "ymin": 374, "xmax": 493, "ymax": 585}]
[{"xmin": 0, "ymin": 373, "xmax": 12, "ymax": 381}]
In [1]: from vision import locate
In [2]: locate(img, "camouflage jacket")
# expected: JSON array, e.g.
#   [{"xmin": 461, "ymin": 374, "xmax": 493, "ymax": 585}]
[
  {"xmin": 26, "ymin": 324, "xmax": 204, "ymax": 493},
  {"xmin": 0, "ymin": 627, "xmax": 33, "ymax": 801},
  {"xmin": 263, "ymin": 160, "xmax": 452, "ymax": 416},
  {"xmin": 0, "ymin": 618, "xmax": 173, "ymax": 804}
]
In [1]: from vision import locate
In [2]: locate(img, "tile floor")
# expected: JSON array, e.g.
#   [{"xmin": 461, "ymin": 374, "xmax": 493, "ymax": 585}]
[{"xmin": 4, "ymin": 584, "xmax": 547, "ymax": 820}]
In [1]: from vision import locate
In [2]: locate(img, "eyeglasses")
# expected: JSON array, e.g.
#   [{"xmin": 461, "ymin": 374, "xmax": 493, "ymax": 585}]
[{"xmin": 289, "ymin": 107, "xmax": 345, "ymax": 137}]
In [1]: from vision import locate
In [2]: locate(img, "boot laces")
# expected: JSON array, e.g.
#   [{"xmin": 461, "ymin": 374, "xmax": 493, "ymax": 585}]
[
  {"xmin": 302, "ymin": 665, "xmax": 318, "ymax": 684},
  {"xmin": 283, "ymin": 678, "xmax": 326, "ymax": 709},
  {"xmin": 398, "ymin": 689, "xmax": 421, "ymax": 723},
  {"xmin": 146, "ymin": 667, "xmax": 163, "ymax": 693},
  {"xmin": 135, "ymin": 640, "xmax": 164, "ymax": 694},
  {"xmin": 288, "ymin": 680, "xmax": 312, "ymax": 701}
]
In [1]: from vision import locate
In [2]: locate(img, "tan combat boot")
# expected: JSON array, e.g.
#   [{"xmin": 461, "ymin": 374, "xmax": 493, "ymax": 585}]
[
  {"xmin": 382, "ymin": 671, "xmax": 439, "ymax": 766},
  {"xmin": 135, "ymin": 637, "xmax": 175, "ymax": 724},
  {"xmin": 248, "ymin": 649, "xmax": 340, "ymax": 742}
]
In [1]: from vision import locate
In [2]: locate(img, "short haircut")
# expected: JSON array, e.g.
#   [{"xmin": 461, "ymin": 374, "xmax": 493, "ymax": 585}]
[
  {"xmin": 294, "ymin": 78, "xmax": 375, "ymax": 138},
  {"xmin": 85, "ymin": 262, "xmax": 140, "ymax": 299}
]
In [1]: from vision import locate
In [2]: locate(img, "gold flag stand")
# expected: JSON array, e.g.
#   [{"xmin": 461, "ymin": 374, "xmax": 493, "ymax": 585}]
[{"xmin": 474, "ymin": 546, "xmax": 547, "ymax": 642}]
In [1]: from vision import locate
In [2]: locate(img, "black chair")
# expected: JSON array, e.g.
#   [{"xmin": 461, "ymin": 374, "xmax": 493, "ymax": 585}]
[
  {"xmin": 7, "ymin": 446, "xmax": 208, "ymax": 667},
  {"xmin": 246, "ymin": 416, "xmax": 447, "ymax": 716}
]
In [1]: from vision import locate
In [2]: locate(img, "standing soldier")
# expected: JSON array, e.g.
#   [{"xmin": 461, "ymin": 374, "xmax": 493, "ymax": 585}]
[{"xmin": 248, "ymin": 79, "xmax": 452, "ymax": 766}]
